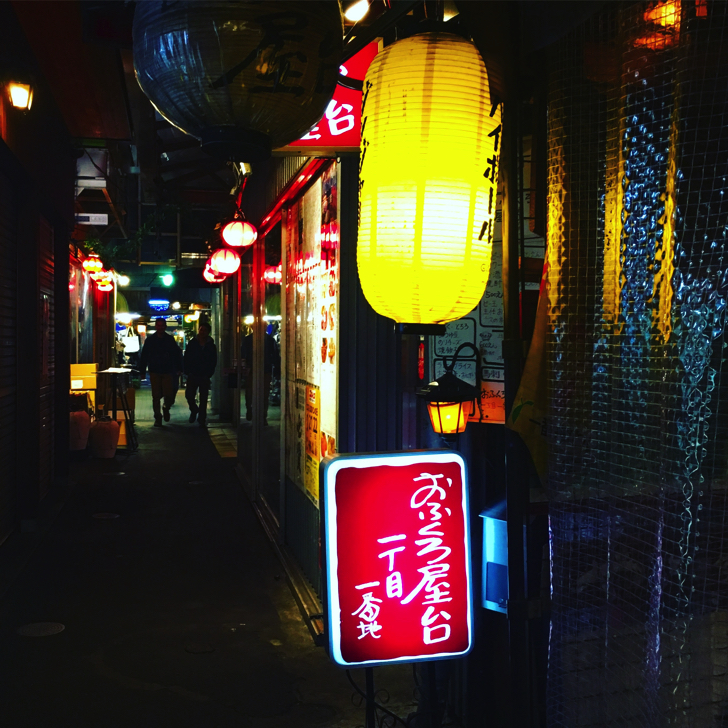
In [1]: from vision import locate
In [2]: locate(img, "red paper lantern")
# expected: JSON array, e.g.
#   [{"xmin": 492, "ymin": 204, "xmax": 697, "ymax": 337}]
[
  {"xmin": 209, "ymin": 248, "xmax": 241, "ymax": 275},
  {"xmin": 222, "ymin": 219, "xmax": 257, "ymax": 248},
  {"xmin": 203, "ymin": 264, "xmax": 227, "ymax": 284},
  {"xmin": 97, "ymin": 278, "xmax": 114, "ymax": 292},
  {"xmin": 82, "ymin": 254, "xmax": 103, "ymax": 274},
  {"xmin": 263, "ymin": 264, "xmax": 282, "ymax": 285}
]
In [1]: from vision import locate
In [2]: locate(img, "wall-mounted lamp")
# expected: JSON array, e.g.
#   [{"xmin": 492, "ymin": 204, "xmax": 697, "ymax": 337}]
[
  {"xmin": 417, "ymin": 342, "xmax": 482, "ymax": 440},
  {"xmin": 171, "ymin": 301, "xmax": 181, "ymax": 310},
  {"xmin": 161, "ymin": 273, "xmax": 174, "ymax": 287},
  {"xmin": 117, "ymin": 274, "xmax": 130, "ymax": 286},
  {"xmin": 7, "ymin": 82, "xmax": 33, "ymax": 110}
]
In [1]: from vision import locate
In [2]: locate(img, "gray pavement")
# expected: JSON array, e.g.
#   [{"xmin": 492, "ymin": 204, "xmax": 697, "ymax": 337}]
[{"xmin": 0, "ymin": 388, "xmax": 415, "ymax": 727}]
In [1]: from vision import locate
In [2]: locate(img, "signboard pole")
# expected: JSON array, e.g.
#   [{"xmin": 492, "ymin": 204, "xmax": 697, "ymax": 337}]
[{"xmin": 365, "ymin": 668, "xmax": 375, "ymax": 728}]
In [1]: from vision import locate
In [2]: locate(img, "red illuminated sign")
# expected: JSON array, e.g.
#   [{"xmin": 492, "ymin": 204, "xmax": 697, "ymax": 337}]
[
  {"xmin": 322, "ymin": 451, "xmax": 472, "ymax": 667},
  {"xmin": 276, "ymin": 42, "xmax": 380, "ymax": 155}
]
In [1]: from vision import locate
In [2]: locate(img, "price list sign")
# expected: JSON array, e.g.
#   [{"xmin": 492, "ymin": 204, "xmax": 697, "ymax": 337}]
[{"xmin": 322, "ymin": 451, "xmax": 473, "ymax": 667}]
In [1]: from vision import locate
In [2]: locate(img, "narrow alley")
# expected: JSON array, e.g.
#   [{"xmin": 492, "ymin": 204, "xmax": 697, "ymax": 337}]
[{"xmin": 0, "ymin": 387, "xmax": 414, "ymax": 728}]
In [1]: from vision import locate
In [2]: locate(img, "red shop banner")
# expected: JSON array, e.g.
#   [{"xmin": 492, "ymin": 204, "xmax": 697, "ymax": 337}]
[
  {"xmin": 322, "ymin": 451, "xmax": 473, "ymax": 668},
  {"xmin": 276, "ymin": 41, "xmax": 380, "ymax": 155}
]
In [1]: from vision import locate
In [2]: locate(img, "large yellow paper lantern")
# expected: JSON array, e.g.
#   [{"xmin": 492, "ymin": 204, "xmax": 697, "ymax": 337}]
[{"xmin": 358, "ymin": 32, "xmax": 502, "ymax": 324}]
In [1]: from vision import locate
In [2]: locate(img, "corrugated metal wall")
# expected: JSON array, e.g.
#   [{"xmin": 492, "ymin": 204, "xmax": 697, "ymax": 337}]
[{"xmin": 0, "ymin": 172, "xmax": 16, "ymax": 543}]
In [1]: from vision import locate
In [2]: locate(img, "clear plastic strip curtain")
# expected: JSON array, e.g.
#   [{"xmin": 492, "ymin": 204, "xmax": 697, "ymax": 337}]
[{"xmin": 546, "ymin": 2, "xmax": 728, "ymax": 725}]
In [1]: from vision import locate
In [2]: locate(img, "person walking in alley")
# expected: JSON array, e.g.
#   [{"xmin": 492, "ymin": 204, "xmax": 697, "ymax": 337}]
[
  {"xmin": 184, "ymin": 321, "xmax": 217, "ymax": 428},
  {"xmin": 139, "ymin": 317, "xmax": 183, "ymax": 427}
]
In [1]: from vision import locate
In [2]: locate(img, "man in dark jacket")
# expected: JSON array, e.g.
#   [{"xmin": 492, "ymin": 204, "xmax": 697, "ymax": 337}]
[
  {"xmin": 184, "ymin": 321, "xmax": 217, "ymax": 427},
  {"xmin": 139, "ymin": 317, "xmax": 183, "ymax": 426}
]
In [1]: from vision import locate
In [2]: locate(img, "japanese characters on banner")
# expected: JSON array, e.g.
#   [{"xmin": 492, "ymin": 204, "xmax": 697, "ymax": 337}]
[
  {"xmin": 323, "ymin": 452, "xmax": 473, "ymax": 667},
  {"xmin": 429, "ymin": 136, "xmax": 545, "ymax": 424},
  {"xmin": 277, "ymin": 42, "xmax": 380, "ymax": 154},
  {"xmin": 285, "ymin": 165, "xmax": 340, "ymax": 506}
]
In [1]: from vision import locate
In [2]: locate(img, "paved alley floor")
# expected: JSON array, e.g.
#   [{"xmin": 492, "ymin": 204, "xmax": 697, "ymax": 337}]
[{"xmin": 0, "ymin": 389, "xmax": 416, "ymax": 727}]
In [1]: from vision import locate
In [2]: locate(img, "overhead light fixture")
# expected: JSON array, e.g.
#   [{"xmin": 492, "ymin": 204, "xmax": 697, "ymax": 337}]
[
  {"xmin": 344, "ymin": 0, "xmax": 370, "ymax": 22},
  {"xmin": 115, "ymin": 313, "xmax": 140, "ymax": 323},
  {"xmin": 117, "ymin": 274, "xmax": 130, "ymax": 286},
  {"xmin": 161, "ymin": 273, "xmax": 174, "ymax": 286},
  {"xmin": 8, "ymin": 82, "xmax": 33, "ymax": 110},
  {"xmin": 172, "ymin": 301, "xmax": 181, "ymax": 310}
]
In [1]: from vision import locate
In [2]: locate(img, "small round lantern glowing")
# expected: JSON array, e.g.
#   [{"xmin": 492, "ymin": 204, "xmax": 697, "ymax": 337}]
[
  {"xmin": 203, "ymin": 265, "xmax": 227, "ymax": 284},
  {"xmin": 222, "ymin": 219, "xmax": 257, "ymax": 248},
  {"xmin": 263, "ymin": 264, "xmax": 282, "ymax": 285},
  {"xmin": 417, "ymin": 343, "xmax": 482, "ymax": 439},
  {"xmin": 96, "ymin": 278, "xmax": 114, "ymax": 293},
  {"xmin": 209, "ymin": 248, "xmax": 241, "ymax": 276},
  {"xmin": 358, "ymin": 32, "xmax": 502, "ymax": 324},
  {"xmin": 82, "ymin": 254, "xmax": 103, "ymax": 274}
]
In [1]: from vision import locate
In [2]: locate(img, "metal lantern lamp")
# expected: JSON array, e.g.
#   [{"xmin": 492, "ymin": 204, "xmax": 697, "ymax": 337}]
[
  {"xmin": 417, "ymin": 343, "xmax": 482, "ymax": 439},
  {"xmin": 358, "ymin": 32, "xmax": 502, "ymax": 324},
  {"xmin": 209, "ymin": 248, "xmax": 241, "ymax": 276},
  {"xmin": 7, "ymin": 81, "xmax": 33, "ymax": 110}
]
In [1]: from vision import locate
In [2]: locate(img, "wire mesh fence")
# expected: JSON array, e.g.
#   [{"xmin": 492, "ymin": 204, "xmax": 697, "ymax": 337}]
[{"xmin": 546, "ymin": 1, "xmax": 728, "ymax": 725}]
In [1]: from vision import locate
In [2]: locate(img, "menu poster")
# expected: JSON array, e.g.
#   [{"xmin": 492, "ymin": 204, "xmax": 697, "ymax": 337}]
[
  {"xmin": 304, "ymin": 385, "xmax": 321, "ymax": 500},
  {"xmin": 302, "ymin": 182, "xmax": 322, "ymax": 386},
  {"xmin": 319, "ymin": 164, "xmax": 339, "ymax": 464},
  {"xmin": 284, "ymin": 163, "xmax": 340, "ymax": 507}
]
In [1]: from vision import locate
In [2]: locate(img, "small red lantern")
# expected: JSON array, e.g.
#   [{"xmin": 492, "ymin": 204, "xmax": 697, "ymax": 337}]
[
  {"xmin": 203, "ymin": 264, "xmax": 227, "ymax": 284},
  {"xmin": 222, "ymin": 219, "xmax": 257, "ymax": 248},
  {"xmin": 82, "ymin": 254, "xmax": 103, "ymax": 274},
  {"xmin": 263, "ymin": 264, "xmax": 282, "ymax": 285},
  {"xmin": 209, "ymin": 248, "xmax": 241, "ymax": 276},
  {"xmin": 96, "ymin": 278, "xmax": 114, "ymax": 292}
]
